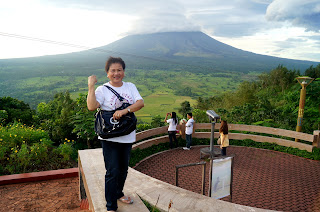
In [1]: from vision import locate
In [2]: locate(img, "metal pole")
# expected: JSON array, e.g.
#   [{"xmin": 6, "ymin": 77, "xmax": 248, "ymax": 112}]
[
  {"xmin": 201, "ymin": 163, "xmax": 206, "ymax": 195},
  {"xmin": 208, "ymin": 159, "xmax": 213, "ymax": 197},
  {"xmin": 210, "ymin": 121, "xmax": 215, "ymax": 155},
  {"xmin": 175, "ymin": 167, "xmax": 179, "ymax": 187},
  {"xmin": 230, "ymin": 156, "xmax": 234, "ymax": 202}
]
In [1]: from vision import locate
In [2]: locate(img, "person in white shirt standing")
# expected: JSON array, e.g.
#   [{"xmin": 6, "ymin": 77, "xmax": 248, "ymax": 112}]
[
  {"xmin": 87, "ymin": 56, "xmax": 144, "ymax": 212},
  {"xmin": 183, "ymin": 112, "xmax": 194, "ymax": 150},
  {"xmin": 164, "ymin": 112, "xmax": 178, "ymax": 149}
]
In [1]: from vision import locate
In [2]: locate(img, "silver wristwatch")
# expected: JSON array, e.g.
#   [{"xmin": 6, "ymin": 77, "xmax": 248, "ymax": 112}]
[{"xmin": 127, "ymin": 108, "xmax": 131, "ymax": 113}]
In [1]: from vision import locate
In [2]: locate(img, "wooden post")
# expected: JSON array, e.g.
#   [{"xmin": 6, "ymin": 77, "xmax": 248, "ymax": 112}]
[
  {"xmin": 313, "ymin": 130, "xmax": 320, "ymax": 148},
  {"xmin": 295, "ymin": 77, "xmax": 314, "ymax": 142}
]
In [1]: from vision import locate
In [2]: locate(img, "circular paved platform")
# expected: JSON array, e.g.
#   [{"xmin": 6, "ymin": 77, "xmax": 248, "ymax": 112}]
[{"xmin": 134, "ymin": 145, "xmax": 320, "ymax": 212}]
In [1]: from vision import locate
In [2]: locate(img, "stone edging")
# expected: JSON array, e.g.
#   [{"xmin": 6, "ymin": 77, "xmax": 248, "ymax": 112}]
[{"xmin": 0, "ymin": 168, "xmax": 78, "ymax": 185}]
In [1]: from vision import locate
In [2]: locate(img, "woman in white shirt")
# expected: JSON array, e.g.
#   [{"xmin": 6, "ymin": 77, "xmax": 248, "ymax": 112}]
[
  {"xmin": 164, "ymin": 112, "xmax": 178, "ymax": 149},
  {"xmin": 87, "ymin": 57, "xmax": 144, "ymax": 212}
]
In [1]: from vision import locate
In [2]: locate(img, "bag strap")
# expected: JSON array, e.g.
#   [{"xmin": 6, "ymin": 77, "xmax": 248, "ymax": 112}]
[{"xmin": 104, "ymin": 85, "xmax": 126, "ymax": 102}]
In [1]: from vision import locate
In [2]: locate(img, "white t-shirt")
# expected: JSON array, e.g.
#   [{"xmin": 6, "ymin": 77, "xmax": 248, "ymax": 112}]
[
  {"xmin": 167, "ymin": 118, "xmax": 178, "ymax": 132},
  {"xmin": 185, "ymin": 118, "xmax": 194, "ymax": 135},
  {"xmin": 95, "ymin": 81, "xmax": 143, "ymax": 143}
]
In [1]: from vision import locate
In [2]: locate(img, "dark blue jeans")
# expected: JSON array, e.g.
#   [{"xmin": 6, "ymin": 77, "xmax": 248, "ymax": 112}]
[
  {"xmin": 221, "ymin": 147, "xmax": 227, "ymax": 156},
  {"xmin": 186, "ymin": 134, "xmax": 192, "ymax": 148},
  {"xmin": 168, "ymin": 131, "xmax": 178, "ymax": 148},
  {"xmin": 100, "ymin": 140, "xmax": 132, "ymax": 211}
]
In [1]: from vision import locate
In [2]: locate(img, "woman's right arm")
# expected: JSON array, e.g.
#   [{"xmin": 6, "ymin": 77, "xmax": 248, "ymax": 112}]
[
  {"xmin": 87, "ymin": 75, "xmax": 100, "ymax": 111},
  {"xmin": 164, "ymin": 113, "xmax": 170, "ymax": 123}
]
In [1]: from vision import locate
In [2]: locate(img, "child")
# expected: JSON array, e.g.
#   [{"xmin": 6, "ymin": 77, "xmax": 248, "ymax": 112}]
[{"xmin": 219, "ymin": 120, "xmax": 229, "ymax": 156}]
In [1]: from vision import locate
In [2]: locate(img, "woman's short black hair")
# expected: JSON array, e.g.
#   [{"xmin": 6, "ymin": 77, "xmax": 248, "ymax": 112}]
[{"xmin": 105, "ymin": 56, "xmax": 126, "ymax": 73}]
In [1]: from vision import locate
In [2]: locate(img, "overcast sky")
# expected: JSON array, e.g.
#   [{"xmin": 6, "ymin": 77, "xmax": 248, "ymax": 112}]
[{"xmin": 0, "ymin": 0, "xmax": 320, "ymax": 62}]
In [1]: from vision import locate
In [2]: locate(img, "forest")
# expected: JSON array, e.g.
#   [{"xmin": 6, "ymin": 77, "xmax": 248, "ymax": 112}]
[{"xmin": 0, "ymin": 64, "xmax": 319, "ymax": 175}]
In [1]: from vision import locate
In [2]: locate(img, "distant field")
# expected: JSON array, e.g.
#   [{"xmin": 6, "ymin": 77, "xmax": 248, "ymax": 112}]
[
  {"xmin": 134, "ymin": 92, "xmax": 197, "ymax": 122},
  {"xmin": 0, "ymin": 68, "xmax": 258, "ymax": 123}
]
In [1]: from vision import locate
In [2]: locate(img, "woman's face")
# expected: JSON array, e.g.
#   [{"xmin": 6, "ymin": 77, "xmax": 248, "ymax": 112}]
[{"xmin": 107, "ymin": 63, "xmax": 125, "ymax": 86}]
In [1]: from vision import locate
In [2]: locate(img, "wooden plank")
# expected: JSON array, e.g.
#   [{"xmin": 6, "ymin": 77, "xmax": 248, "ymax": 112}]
[
  {"xmin": 226, "ymin": 124, "xmax": 313, "ymax": 142},
  {"xmin": 192, "ymin": 132, "xmax": 313, "ymax": 152},
  {"xmin": 194, "ymin": 123, "xmax": 220, "ymax": 130},
  {"xmin": 133, "ymin": 135, "xmax": 169, "ymax": 150},
  {"xmin": 192, "ymin": 123, "xmax": 313, "ymax": 143},
  {"xmin": 193, "ymin": 132, "xmax": 219, "ymax": 139},
  {"xmin": 229, "ymin": 133, "xmax": 313, "ymax": 152},
  {"xmin": 136, "ymin": 126, "xmax": 168, "ymax": 141}
]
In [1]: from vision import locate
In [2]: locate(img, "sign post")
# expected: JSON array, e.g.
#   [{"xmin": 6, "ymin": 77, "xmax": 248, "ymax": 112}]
[{"xmin": 209, "ymin": 156, "xmax": 234, "ymax": 201}]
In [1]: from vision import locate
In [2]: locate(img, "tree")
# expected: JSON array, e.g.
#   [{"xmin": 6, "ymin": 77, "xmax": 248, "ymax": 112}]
[
  {"xmin": 305, "ymin": 64, "xmax": 320, "ymax": 79},
  {"xmin": 178, "ymin": 101, "xmax": 192, "ymax": 118},
  {"xmin": 151, "ymin": 115, "xmax": 165, "ymax": 128},
  {"xmin": 34, "ymin": 91, "xmax": 77, "ymax": 144},
  {"xmin": 72, "ymin": 93, "xmax": 96, "ymax": 149},
  {"xmin": 192, "ymin": 109, "xmax": 208, "ymax": 123},
  {"xmin": 0, "ymin": 97, "xmax": 34, "ymax": 125},
  {"xmin": 258, "ymin": 65, "xmax": 299, "ymax": 93}
]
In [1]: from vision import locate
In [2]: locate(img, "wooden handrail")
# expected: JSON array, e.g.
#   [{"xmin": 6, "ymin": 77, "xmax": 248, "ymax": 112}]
[
  {"xmin": 135, "ymin": 123, "xmax": 317, "ymax": 152},
  {"xmin": 193, "ymin": 123, "xmax": 313, "ymax": 143}
]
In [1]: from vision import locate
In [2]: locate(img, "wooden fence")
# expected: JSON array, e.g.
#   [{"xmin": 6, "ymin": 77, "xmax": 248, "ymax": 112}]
[{"xmin": 134, "ymin": 123, "xmax": 320, "ymax": 152}]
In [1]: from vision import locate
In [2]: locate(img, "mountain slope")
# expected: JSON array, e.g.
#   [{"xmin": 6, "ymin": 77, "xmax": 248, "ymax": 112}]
[
  {"xmin": 95, "ymin": 31, "xmax": 317, "ymax": 72},
  {"xmin": 0, "ymin": 31, "xmax": 317, "ymax": 75},
  {"xmin": 0, "ymin": 31, "xmax": 318, "ymax": 109}
]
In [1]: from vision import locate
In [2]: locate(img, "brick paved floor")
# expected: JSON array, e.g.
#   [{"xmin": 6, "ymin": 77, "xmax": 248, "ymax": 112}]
[
  {"xmin": 0, "ymin": 177, "xmax": 87, "ymax": 212},
  {"xmin": 134, "ymin": 146, "xmax": 320, "ymax": 212}
]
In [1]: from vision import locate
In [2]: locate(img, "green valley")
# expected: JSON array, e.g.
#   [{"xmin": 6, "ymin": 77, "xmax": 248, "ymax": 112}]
[{"xmin": 0, "ymin": 68, "xmax": 258, "ymax": 122}]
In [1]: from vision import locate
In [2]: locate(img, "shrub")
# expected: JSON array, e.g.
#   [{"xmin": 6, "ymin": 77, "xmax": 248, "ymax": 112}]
[
  {"xmin": 137, "ymin": 123, "xmax": 152, "ymax": 132},
  {"xmin": 0, "ymin": 122, "xmax": 76, "ymax": 175},
  {"xmin": 55, "ymin": 140, "xmax": 76, "ymax": 161}
]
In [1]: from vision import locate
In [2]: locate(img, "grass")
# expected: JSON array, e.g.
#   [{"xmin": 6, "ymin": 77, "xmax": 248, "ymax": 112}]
[
  {"xmin": 135, "ymin": 92, "xmax": 196, "ymax": 122},
  {"xmin": 140, "ymin": 197, "xmax": 161, "ymax": 212}
]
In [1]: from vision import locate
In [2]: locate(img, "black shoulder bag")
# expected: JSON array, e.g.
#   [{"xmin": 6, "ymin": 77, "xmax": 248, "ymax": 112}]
[{"xmin": 94, "ymin": 85, "xmax": 137, "ymax": 139}]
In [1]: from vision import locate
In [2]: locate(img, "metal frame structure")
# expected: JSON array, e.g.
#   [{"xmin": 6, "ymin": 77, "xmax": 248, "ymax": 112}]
[{"xmin": 175, "ymin": 161, "xmax": 207, "ymax": 195}]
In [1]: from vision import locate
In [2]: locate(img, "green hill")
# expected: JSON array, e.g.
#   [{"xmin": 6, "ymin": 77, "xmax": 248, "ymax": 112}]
[{"xmin": 0, "ymin": 31, "xmax": 318, "ymax": 122}]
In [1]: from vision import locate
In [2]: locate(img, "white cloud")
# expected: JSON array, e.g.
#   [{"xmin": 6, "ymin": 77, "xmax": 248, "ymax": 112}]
[
  {"xmin": 266, "ymin": 0, "xmax": 320, "ymax": 31},
  {"xmin": 215, "ymin": 26, "xmax": 320, "ymax": 62}
]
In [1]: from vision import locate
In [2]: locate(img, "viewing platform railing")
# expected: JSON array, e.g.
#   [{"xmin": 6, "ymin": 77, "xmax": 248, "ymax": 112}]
[{"xmin": 134, "ymin": 123, "xmax": 319, "ymax": 152}]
